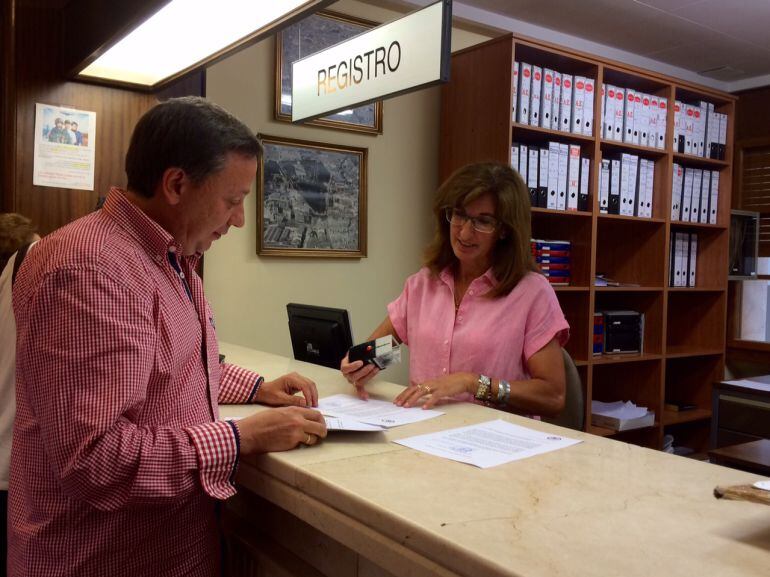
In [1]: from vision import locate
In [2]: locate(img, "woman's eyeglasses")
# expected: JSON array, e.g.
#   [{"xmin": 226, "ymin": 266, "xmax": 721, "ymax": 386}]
[{"xmin": 445, "ymin": 207, "xmax": 498, "ymax": 234}]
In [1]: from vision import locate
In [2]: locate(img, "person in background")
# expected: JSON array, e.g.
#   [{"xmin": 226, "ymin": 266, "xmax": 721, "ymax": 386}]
[
  {"xmin": 341, "ymin": 162, "xmax": 569, "ymax": 416},
  {"xmin": 46, "ymin": 117, "xmax": 68, "ymax": 143},
  {"xmin": 69, "ymin": 121, "xmax": 83, "ymax": 146},
  {"xmin": 9, "ymin": 97, "xmax": 327, "ymax": 577},
  {"xmin": 61, "ymin": 120, "xmax": 75, "ymax": 144},
  {"xmin": 0, "ymin": 213, "xmax": 39, "ymax": 577}
]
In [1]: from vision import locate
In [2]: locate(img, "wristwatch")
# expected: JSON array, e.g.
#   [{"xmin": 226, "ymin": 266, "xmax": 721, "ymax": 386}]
[{"xmin": 474, "ymin": 374, "xmax": 492, "ymax": 403}]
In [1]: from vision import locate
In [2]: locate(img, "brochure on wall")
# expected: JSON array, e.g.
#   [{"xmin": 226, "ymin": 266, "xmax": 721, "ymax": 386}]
[
  {"xmin": 33, "ymin": 103, "xmax": 96, "ymax": 191},
  {"xmin": 394, "ymin": 419, "xmax": 582, "ymax": 468}
]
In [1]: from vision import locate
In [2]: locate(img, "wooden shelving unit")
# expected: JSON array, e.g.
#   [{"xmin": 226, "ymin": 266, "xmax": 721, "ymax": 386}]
[{"xmin": 439, "ymin": 34, "xmax": 735, "ymax": 452}]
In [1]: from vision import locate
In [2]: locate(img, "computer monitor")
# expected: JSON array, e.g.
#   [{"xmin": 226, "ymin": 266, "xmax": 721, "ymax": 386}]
[{"xmin": 286, "ymin": 303, "xmax": 353, "ymax": 369}]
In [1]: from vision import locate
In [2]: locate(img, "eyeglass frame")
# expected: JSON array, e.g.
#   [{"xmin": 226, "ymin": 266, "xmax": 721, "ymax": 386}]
[{"xmin": 444, "ymin": 207, "xmax": 500, "ymax": 234}]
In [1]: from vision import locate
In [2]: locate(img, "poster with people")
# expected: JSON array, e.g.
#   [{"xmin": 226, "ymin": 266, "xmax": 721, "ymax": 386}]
[{"xmin": 33, "ymin": 103, "xmax": 96, "ymax": 190}]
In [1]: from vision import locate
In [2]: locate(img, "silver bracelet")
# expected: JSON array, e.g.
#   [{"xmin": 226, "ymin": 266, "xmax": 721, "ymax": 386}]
[
  {"xmin": 500, "ymin": 379, "xmax": 511, "ymax": 406},
  {"xmin": 496, "ymin": 379, "xmax": 505, "ymax": 404}
]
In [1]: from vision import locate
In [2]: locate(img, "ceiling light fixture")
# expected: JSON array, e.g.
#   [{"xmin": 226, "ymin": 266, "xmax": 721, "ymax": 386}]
[{"xmin": 73, "ymin": 0, "xmax": 333, "ymax": 90}]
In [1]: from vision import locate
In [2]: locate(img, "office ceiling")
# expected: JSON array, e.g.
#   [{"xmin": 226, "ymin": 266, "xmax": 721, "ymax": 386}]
[{"xmin": 390, "ymin": 0, "xmax": 770, "ymax": 92}]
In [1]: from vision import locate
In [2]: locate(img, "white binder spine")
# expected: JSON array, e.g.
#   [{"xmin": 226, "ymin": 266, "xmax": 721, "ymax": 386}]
[
  {"xmin": 657, "ymin": 99, "xmax": 667, "ymax": 149},
  {"xmin": 567, "ymin": 144, "xmax": 581, "ymax": 210},
  {"xmin": 547, "ymin": 141, "xmax": 561, "ymax": 210},
  {"xmin": 709, "ymin": 170, "xmax": 720, "ymax": 224},
  {"xmin": 552, "ymin": 72, "xmax": 562, "ymax": 130},
  {"xmin": 519, "ymin": 144, "xmax": 529, "ymax": 184},
  {"xmin": 583, "ymin": 77, "xmax": 595, "ymax": 136},
  {"xmin": 699, "ymin": 170, "xmax": 711, "ymax": 223},
  {"xmin": 688, "ymin": 233, "xmax": 698, "ymax": 287},
  {"xmin": 689, "ymin": 169, "xmax": 702, "ymax": 223},
  {"xmin": 580, "ymin": 156, "xmax": 590, "ymax": 211},
  {"xmin": 560, "ymin": 74, "xmax": 573, "ymax": 133},
  {"xmin": 518, "ymin": 62, "xmax": 532, "ymax": 125},
  {"xmin": 541, "ymin": 69, "xmax": 554, "ymax": 129},
  {"xmin": 603, "ymin": 84, "xmax": 616, "ymax": 140},
  {"xmin": 557, "ymin": 143, "xmax": 569, "ymax": 210},
  {"xmin": 599, "ymin": 158, "xmax": 610, "ymax": 213},
  {"xmin": 530, "ymin": 66, "xmax": 543, "ymax": 127},
  {"xmin": 681, "ymin": 168, "xmax": 694, "ymax": 222},
  {"xmin": 623, "ymin": 88, "xmax": 636, "ymax": 144},
  {"xmin": 512, "ymin": 61, "xmax": 519, "ymax": 122},
  {"xmin": 511, "ymin": 145, "xmax": 519, "ymax": 172},
  {"xmin": 571, "ymin": 76, "xmax": 586, "ymax": 134},
  {"xmin": 671, "ymin": 163, "xmax": 683, "ymax": 221},
  {"xmin": 636, "ymin": 158, "xmax": 647, "ymax": 217},
  {"xmin": 539, "ymin": 147, "xmax": 550, "ymax": 203}
]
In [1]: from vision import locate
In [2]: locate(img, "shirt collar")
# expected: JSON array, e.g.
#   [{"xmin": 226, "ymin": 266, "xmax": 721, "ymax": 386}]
[
  {"xmin": 102, "ymin": 187, "xmax": 199, "ymax": 267},
  {"xmin": 439, "ymin": 265, "xmax": 498, "ymax": 291}
]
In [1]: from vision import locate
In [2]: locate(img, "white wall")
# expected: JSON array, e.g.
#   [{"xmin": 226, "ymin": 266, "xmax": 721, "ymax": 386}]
[{"xmin": 204, "ymin": 1, "xmax": 492, "ymax": 385}]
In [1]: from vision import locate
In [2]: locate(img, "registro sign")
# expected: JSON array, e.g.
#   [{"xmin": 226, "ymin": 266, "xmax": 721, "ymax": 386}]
[{"xmin": 291, "ymin": 0, "xmax": 451, "ymax": 123}]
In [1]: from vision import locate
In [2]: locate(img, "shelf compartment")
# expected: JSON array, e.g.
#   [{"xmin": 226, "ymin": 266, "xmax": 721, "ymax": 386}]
[
  {"xmin": 662, "ymin": 419, "xmax": 711, "ymax": 454},
  {"xmin": 595, "ymin": 283, "xmax": 664, "ymax": 356},
  {"xmin": 556, "ymin": 291, "xmax": 590, "ymax": 363},
  {"xmin": 667, "ymin": 226, "xmax": 728, "ymax": 288},
  {"xmin": 596, "ymin": 218, "xmax": 667, "ymax": 287},
  {"xmin": 666, "ymin": 291, "xmax": 726, "ymax": 351},
  {"xmin": 532, "ymin": 210, "xmax": 593, "ymax": 286},
  {"xmin": 512, "ymin": 122, "xmax": 595, "ymax": 146},
  {"xmin": 591, "ymin": 353, "xmax": 662, "ymax": 365},
  {"xmin": 672, "ymin": 152, "xmax": 729, "ymax": 169},
  {"xmin": 662, "ymin": 409, "xmax": 711, "ymax": 426},
  {"xmin": 665, "ymin": 347, "xmax": 723, "ymax": 358},
  {"xmin": 592, "ymin": 359, "xmax": 662, "ymax": 415},
  {"xmin": 664, "ymin": 354, "xmax": 722, "ymax": 421},
  {"xmin": 667, "ymin": 221, "xmax": 727, "ymax": 231},
  {"xmin": 599, "ymin": 139, "xmax": 668, "ymax": 159}
]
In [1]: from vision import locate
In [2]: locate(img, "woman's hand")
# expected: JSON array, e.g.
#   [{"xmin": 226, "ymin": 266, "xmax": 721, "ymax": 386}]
[
  {"xmin": 340, "ymin": 353, "xmax": 380, "ymax": 400},
  {"xmin": 256, "ymin": 372, "xmax": 319, "ymax": 407},
  {"xmin": 394, "ymin": 372, "xmax": 476, "ymax": 409}
]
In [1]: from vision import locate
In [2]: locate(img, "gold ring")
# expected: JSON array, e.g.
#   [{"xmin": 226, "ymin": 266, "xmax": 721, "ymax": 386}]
[
  {"xmin": 305, "ymin": 434, "xmax": 312, "ymax": 445},
  {"xmin": 424, "ymin": 385, "xmax": 432, "ymax": 394}
]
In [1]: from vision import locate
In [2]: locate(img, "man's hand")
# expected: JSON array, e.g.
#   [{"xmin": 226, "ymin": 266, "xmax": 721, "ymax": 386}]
[
  {"xmin": 236, "ymin": 406, "xmax": 327, "ymax": 455},
  {"xmin": 256, "ymin": 372, "xmax": 318, "ymax": 407}
]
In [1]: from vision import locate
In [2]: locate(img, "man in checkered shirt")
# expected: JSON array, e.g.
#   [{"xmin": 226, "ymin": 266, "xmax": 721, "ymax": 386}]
[{"xmin": 8, "ymin": 97, "xmax": 327, "ymax": 576}]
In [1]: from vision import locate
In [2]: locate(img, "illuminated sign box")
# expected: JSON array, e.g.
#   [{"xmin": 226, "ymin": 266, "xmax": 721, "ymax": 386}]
[{"xmin": 291, "ymin": 0, "xmax": 451, "ymax": 123}]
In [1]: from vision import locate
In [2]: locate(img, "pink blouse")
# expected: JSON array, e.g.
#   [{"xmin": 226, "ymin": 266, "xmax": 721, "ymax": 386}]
[{"xmin": 387, "ymin": 268, "xmax": 569, "ymax": 400}]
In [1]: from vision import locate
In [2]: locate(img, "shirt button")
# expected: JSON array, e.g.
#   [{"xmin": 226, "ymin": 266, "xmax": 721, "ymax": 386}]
[
  {"xmin": 458, "ymin": 316, "xmax": 463, "ymax": 322},
  {"xmin": 442, "ymin": 368, "xmax": 447, "ymax": 374},
  {"xmin": 469, "ymin": 290, "xmax": 474, "ymax": 295},
  {"xmin": 444, "ymin": 340, "xmax": 449, "ymax": 345}
]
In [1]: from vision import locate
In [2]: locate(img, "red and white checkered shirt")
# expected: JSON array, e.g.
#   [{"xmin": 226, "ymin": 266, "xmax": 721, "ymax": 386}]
[{"xmin": 9, "ymin": 188, "xmax": 262, "ymax": 577}]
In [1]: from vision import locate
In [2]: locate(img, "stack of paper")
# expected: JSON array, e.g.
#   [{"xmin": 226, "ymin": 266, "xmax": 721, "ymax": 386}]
[
  {"xmin": 591, "ymin": 400, "xmax": 654, "ymax": 431},
  {"xmin": 318, "ymin": 394, "xmax": 443, "ymax": 431}
]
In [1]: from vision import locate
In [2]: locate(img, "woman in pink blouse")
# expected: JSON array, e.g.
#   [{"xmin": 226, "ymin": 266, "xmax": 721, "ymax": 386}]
[{"xmin": 341, "ymin": 162, "xmax": 570, "ymax": 416}]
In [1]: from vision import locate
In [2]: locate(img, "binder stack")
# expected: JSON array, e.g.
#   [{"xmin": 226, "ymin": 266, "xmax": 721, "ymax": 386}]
[
  {"xmin": 669, "ymin": 232, "xmax": 698, "ymax": 287},
  {"xmin": 670, "ymin": 165, "xmax": 719, "ymax": 224},
  {"xmin": 601, "ymin": 153, "xmax": 654, "ymax": 218},
  {"xmin": 531, "ymin": 239, "xmax": 571, "ymax": 286},
  {"xmin": 513, "ymin": 141, "xmax": 590, "ymax": 211},
  {"xmin": 513, "ymin": 61, "xmax": 594, "ymax": 136},
  {"xmin": 601, "ymin": 84, "xmax": 666, "ymax": 148},
  {"xmin": 593, "ymin": 313, "xmax": 604, "ymax": 356},
  {"xmin": 673, "ymin": 99, "xmax": 727, "ymax": 159}
]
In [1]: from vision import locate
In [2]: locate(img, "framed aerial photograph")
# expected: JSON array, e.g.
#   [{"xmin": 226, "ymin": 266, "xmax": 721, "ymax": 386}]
[
  {"xmin": 275, "ymin": 10, "xmax": 383, "ymax": 134},
  {"xmin": 257, "ymin": 135, "xmax": 368, "ymax": 258}
]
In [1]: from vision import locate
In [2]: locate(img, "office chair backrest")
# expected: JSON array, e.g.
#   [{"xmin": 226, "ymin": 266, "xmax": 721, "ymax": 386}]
[{"xmin": 543, "ymin": 348, "xmax": 584, "ymax": 431}]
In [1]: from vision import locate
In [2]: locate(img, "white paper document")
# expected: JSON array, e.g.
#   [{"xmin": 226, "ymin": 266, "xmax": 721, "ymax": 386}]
[
  {"xmin": 318, "ymin": 394, "xmax": 443, "ymax": 428},
  {"xmin": 394, "ymin": 419, "xmax": 581, "ymax": 468},
  {"xmin": 723, "ymin": 379, "xmax": 770, "ymax": 393},
  {"xmin": 591, "ymin": 400, "xmax": 648, "ymax": 420},
  {"xmin": 324, "ymin": 415, "xmax": 385, "ymax": 431}
]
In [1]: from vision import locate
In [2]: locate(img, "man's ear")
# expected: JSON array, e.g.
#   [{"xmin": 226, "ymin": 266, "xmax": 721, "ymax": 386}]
[{"xmin": 157, "ymin": 167, "xmax": 186, "ymax": 206}]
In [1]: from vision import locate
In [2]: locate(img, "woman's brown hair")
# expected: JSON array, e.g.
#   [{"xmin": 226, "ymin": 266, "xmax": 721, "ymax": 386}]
[
  {"xmin": 423, "ymin": 162, "xmax": 536, "ymax": 297},
  {"xmin": 0, "ymin": 213, "xmax": 37, "ymax": 272}
]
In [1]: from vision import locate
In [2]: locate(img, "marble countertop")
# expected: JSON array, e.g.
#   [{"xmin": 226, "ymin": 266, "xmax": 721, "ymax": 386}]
[{"xmin": 220, "ymin": 342, "xmax": 770, "ymax": 577}]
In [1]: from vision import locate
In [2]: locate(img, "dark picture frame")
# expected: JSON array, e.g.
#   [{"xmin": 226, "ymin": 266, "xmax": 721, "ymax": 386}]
[
  {"xmin": 275, "ymin": 10, "xmax": 383, "ymax": 134},
  {"xmin": 257, "ymin": 134, "xmax": 368, "ymax": 258}
]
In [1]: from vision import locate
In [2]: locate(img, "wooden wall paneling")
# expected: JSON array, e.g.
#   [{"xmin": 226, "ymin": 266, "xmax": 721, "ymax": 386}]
[
  {"xmin": 11, "ymin": 0, "xmax": 157, "ymax": 235},
  {"xmin": 439, "ymin": 35, "xmax": 513, "ymax": 182},
  {"xmin": 1, "ymin": 0, "xmax": 17, "ymax": 213}
]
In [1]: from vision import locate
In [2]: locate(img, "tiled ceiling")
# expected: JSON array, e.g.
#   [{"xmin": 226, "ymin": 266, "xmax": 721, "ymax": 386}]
[{"xmin": 454, "ymin": 0, "xmax": 770, "ymax": 89}]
